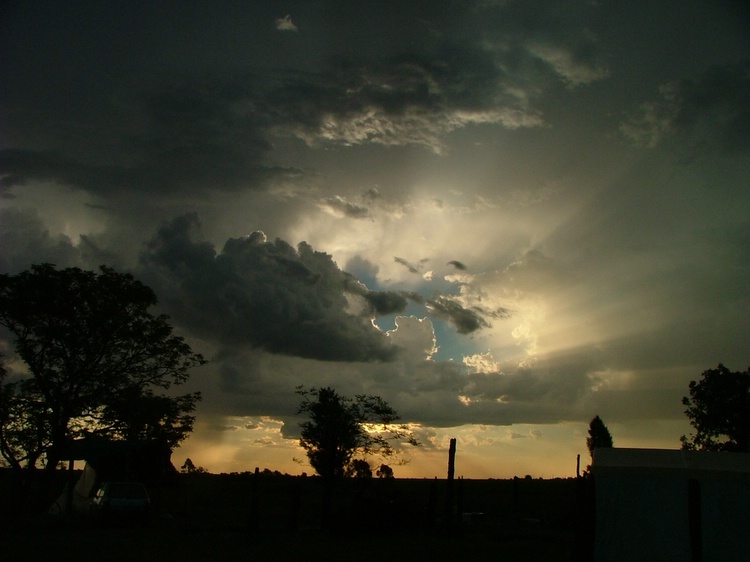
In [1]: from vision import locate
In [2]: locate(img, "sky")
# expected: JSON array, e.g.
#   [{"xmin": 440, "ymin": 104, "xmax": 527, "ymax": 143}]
[{"xmin": 1, "ymin": 0, "xmax": 749, "ymax": 479}]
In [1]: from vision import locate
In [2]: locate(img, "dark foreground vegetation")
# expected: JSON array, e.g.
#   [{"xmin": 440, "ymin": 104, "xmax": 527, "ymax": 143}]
[{"xmin": 1, "ymin": 470, "xmax": 590, "ymax": 562}]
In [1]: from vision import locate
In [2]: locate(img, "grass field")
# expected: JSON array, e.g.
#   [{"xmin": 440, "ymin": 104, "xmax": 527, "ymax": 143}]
[{"xmin": 2, "ymin": 472, "xmax": 591, "ymax": 561}]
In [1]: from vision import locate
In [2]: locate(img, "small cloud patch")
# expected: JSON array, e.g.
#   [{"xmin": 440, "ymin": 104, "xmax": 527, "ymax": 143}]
[{"xmin": 275, "ymin": 14, "xmax": 298, "ymax": 32}]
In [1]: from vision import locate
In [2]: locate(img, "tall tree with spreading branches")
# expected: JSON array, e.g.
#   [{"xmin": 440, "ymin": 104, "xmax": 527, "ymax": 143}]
[
  {"xmin": 681, "ymin": 364, "xmax": 750, "ymax": 452},
  {"xmin": 296, "ymin": 386, "xmax": 418, "ymax": 481},
  {"xmin": 0, "ymin": 264, "xmax": 205, "ymax": 474}
]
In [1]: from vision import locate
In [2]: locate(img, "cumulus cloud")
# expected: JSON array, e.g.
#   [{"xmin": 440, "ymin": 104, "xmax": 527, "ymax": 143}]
[
  {"xmin": 136, "ymin": 215, "xmax": 498, "ymax": 363},
  {"xmin": 138, "ymin": 214, "xmax": 406, "ymax": 362}
]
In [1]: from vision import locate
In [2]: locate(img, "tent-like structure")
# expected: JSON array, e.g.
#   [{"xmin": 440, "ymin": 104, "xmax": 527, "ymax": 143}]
[
  {"xmin": 592, "ymin": 447, "xmax": 750, "ymax": 562},
  {"xmin": 49, "ymin": 440, "xmax": 176, "ymax": 516}
]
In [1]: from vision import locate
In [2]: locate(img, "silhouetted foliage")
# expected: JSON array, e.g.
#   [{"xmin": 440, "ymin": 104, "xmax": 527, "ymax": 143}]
[
  {"xmin": 181, "ymin": 457, "xmax": 207, "ymax": 474},
  {"xmin": 376, "ymin": 463, "xmax": 394, "ymax": 478},
  {"xmin": 347, "ymin": 458, "xmax": 372, "ymax": 478},
  {"xmin": 0, "ymin": 362, "xmax": 50, "ymax": 472},
  {"xmin": 586, "ymin": 415, "xmax": 613, "ymax": 461},
  {"xmin": 0, "ymin": 264, "xmax": 205, "ymax": 473},
  {"xmin": 296, "ymin": 386, "xmax": 418, "ymax": 480},
  {"xmin": 681, "ymin": 364, "xmax": 750, "ymax": 452},
  {"xmin": 101, "ymin": 388, "xmax": 199, "ymax": 448}
]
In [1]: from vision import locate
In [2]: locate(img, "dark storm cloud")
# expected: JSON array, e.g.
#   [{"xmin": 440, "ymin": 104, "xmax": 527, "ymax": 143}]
[
  {"xmin": 484, "ymin": 0, "xmax": 610, "ymax": 86},
  {"xmin": 0, "ymin": 79, "xmax": 281, "ymax": 198},
  {"xmin": 339, "ymin": 273, "xmax": 413, "ymax": 316},
  {"xmin": 0, "ymin": 1, "xmax": 613, "ymax": 202},
  {"xmin": 128, "ymin": 81, "xmax": 274, "ymax": 189},
  {"xmin": 269, "ymin": 48, "xmax": 544, "ymax": 153},
  {"xmin": 363, "ymin": 291, "xmax": 410, "ymax": 316},
  {"xmin": 0, "ymin": 207, "xmax": 79, "ymax": 273},
  {"xmin": 461, "ymin": 365, "xmax": 589, "ymax": 407},
  {"xmin": 0, "ymin": 149, "xmax": 125, "ymax": 192},
  {"xmin": 622, "ymin": 61, "xmax": 750, "ymax": 153},
  {"xmin": 425, "ymin": 296, "xmax": 490, "ymax": 334},
  {"xmin": 138, "ymin": 214, "xmax": 401, "ymax": 362},
  {"xmin": 384, "ymin": 345, "xmax": 615, "ymax": 428},
  {"xmin": 447, "ymin": 260, "xmax": 467, "ymax": 270},
  {"xmin": 1, "ymin": 54, "xmax": 529, "ymax": 195},
  {"xmin": 670, "ymin": 61, "xmax": 750, "ymax": 153},
  {"xmin": 182, "ymin": 334, "xmax": 610, "ymax": 430},
  {"xmin": 394, "ymin": 257, "xmax": 423, "ymax": 274},
  {"xmin": 0, "ymin": 205, "xmax": 127, "ymax": 275}
]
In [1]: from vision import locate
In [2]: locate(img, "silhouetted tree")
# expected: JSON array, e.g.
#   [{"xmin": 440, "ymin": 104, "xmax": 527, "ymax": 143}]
[
  {"xmin": 586, "ymin": 415, "xmax": 613, "ymax": 461},
  {"xmin": 0, "ymin": 364, "xmax": 50, "ymax": 472},
  {"xmin": 296, "ymin": 386, "xmax": 418, "ymax": 481},
  {"xmin": 0, "ymin": 264, "xmax": 205, "ymax": 475},
  {"xmin": 681, "ymin": 364, "xmax": 750, "ymax": 452},
  {"xmin": 347, "ymin": 459, "xmax": 372, "ymax": 478},
  {"xmin": 181, "ymin": 457, "xmax": 207, "ymax": 474},
  {"xmin": 100, "ymin": 388, "xmax": 199, "ymax": 448},
  {"xmin": 376, "ymin": 463, "xmax": 394, "ymax": 479}
]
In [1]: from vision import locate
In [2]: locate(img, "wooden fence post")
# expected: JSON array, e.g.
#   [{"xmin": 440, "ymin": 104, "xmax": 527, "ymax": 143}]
[{"xmin": 445, "ymin": 438, "xmax": 456, "ymax": 528}]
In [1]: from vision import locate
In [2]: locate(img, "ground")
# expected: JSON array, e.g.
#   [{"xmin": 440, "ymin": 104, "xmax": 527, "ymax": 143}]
[{"xmin": 1, "ymin": 472, "xmax": 591, "ymax": 561}]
